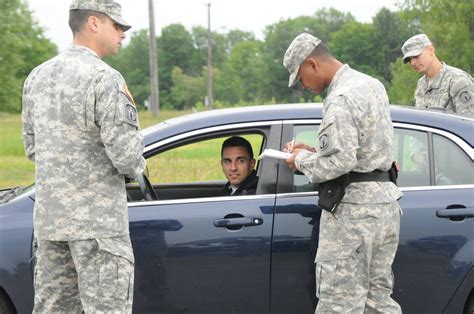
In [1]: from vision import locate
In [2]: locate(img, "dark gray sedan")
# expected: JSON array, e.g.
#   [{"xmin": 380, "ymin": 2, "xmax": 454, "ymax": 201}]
[{"xmin": 1, "ymin": 104, "xmax": 473, "ymax": 313}]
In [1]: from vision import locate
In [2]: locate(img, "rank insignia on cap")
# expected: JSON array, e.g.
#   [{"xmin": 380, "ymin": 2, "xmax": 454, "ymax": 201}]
[
  {"xmin": 319, "ymin": 134, "xmax": 329, "ymax": 150},
  {"xmin": 125, "ymin": 104, "xmax": 137, "ymax": 123},
  {"xmin": 124, "ymin": 84, "xmax": 136, "ymax": 107}
]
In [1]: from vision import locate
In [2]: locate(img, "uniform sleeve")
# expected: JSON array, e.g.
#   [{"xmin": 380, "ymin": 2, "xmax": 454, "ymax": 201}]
[
  {"xmin": 450, "ymin": 76, "xmax": 474, "ymax": 118},
  {"xmin": 95, "ymin": 73, "xmax": 146, "ymax": 179},
  {"xmin": 21, "ymin": 75, "xmax": 36, "ymax": 162},
  {"xmin": 295, "ymin": 96, "xmax": 358, "ymax": 183}
]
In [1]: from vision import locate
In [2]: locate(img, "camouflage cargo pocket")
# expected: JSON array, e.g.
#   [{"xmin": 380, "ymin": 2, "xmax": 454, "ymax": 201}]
[
  {"xmin": 96, "ymin": 237, "xmax": 135, "ymax": 307},
  {"xmin": 348, "ymin": 204, "xmax": 381, "ymax": 219},
  {"xmin": 315, "ymin": 241, "xmax": 362, "ymax": 300}
]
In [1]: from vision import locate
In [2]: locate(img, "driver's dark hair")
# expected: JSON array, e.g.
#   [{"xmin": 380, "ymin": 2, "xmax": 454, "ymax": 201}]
[
  {"xmin": 69, "ymin": 9, "xmax": 107, "ymax": 35},
  {"xmin": 221, "ymin": 136, "xmax": 254, "ymax": 160}
]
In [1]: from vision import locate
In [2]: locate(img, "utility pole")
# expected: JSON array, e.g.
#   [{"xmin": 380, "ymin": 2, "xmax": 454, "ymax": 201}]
[
  {"xmin": 206, "ymin": 2, "xmax": 213, "ymax": 110},
  {"xmin": 148, "ymin": 0, "xmax": 159, "ymax": 115}
]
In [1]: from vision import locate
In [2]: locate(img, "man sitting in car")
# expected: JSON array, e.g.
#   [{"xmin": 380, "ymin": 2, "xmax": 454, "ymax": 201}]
[{"xmin": 221, "ymin": 136, "xmax": 258, "ymax": 196}]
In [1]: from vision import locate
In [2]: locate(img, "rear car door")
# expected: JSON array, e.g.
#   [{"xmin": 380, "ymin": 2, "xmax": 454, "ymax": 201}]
[
  {"xmin": 391, "ymin": 123, "xmax": 474, "ymax": 313},
  {"xmin": 271, "ymin": 120, "xmax": 474, "ymax": 313}
]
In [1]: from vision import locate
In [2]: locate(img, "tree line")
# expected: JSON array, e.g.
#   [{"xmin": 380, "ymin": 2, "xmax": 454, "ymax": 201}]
[{"xmin": 1, "ymin": 0, "xmax": 472, "ymax": 113}]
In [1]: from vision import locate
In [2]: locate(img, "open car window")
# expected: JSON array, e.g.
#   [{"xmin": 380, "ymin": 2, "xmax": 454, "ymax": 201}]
[
  {"xmin": 147, "ymin": 134, "xmax": 264, "ymax": 184},
  {"xmin": 128, "ymin": 133, "xmax": 265, "ymax": 201}
]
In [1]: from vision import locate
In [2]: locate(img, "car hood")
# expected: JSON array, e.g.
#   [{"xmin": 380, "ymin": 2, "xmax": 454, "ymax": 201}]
[{"xmin": 0, "ymin": 185, "xmax": 35, "ymax": 204}]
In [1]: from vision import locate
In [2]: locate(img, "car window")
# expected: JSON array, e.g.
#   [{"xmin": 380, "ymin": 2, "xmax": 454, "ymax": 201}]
[
  {"xmin": 292, "ymin": 125, "xmax": 319, "ymax": 192},
  {"xmin": 393, "ymin": 128, "xmax": 430, "ymax": 187},
  {"xmin": 145, "ymin": 134, "xmax": 264, "ymax": 195},
  {"xmin": 433, "ymin": 134, "xmax": 473, "ymax": 185},
  {"xmin": 291, "ymin": 126, "xmax": 437, "ymax": 190}
]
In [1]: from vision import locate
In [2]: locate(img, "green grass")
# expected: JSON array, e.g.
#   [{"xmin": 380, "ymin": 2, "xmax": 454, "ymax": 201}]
[
  {"xmin": 0, "ymin": 112, "xmax": 35, "ymax": 188},
  {"xmin": 0, "ymin": 110, "xmax": 191, "ymax": 189}
]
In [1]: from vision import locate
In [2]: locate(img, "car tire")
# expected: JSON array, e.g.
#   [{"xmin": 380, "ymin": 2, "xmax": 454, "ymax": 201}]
[
  {"xmin": 0, "ymin": 290, "xmax": 16, "ymax": 314},
  {"xmin": 465, "ymin": 293, "xmax": 474, "ymax": 314}
]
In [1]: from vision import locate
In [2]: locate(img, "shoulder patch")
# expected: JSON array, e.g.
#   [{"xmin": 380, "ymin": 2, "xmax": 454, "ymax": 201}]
[
  {"xmin": 459, "ymin": 91, "xmax": 471, "ymax": 103},
  {"xmin": 125, "ymin": 104, "xmax": 137, "ymax": 124},
  {"xmin": 319, "ymin": 134, "xmax": 329, "ymax": 150}
]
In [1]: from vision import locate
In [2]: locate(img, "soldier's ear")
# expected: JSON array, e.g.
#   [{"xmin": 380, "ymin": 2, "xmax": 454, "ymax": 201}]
[
  {"xmin": 87, "ymin": 16, "xmax": 101, "ymax": 33},
  {"xmin": 427, "ymin": 45, "xmax": 435, "ymax": 56},
  {"xmin": 306, "ymin": 57, "xmax": 320, "ymax": 73}
]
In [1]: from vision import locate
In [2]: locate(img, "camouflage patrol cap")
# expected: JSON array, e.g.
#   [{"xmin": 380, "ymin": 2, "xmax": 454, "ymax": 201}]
[
  {"xmin": 401, "ymin": 34, "xmax": 432, "ymax": 63},
  {"xmin": 69, "ymin": 0, "xmax": 131, "ymax": 31},
  {"xmin": 283, "ymin": 33, "xmax": 322, "ymax": 87}
]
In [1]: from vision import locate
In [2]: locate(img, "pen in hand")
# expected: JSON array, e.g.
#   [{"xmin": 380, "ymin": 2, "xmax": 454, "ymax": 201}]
[{"xmin": 289, "ymin": 136, "xmax": 296, "ymax": 152}]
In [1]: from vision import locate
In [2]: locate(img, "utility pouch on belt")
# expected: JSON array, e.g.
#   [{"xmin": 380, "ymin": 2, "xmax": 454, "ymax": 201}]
[
  {"xmin": 317, "ymin": 161, "xmax": 398, "ymax": 212},
  {"xmin": 317, "ymin": 174, "xmax": 349, "ymax": 212}
]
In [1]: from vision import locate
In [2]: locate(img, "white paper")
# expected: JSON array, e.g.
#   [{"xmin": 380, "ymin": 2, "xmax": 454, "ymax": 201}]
[{"xmin": 258, "ymin": 148, "xmax": 291, "ymax": 160}]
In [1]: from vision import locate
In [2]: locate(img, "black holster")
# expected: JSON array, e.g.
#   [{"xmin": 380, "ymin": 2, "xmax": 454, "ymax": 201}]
[
  {"xmin": 317, "ymin": 174, "xmax": 349, "ymax": 212},
  {"xmin": 388, "ymin": 161, "xmax": 398, "ymax": 186}
]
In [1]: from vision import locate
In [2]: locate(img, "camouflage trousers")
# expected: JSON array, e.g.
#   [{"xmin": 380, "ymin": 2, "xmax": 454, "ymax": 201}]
[
  {"xmin": 33, "ymin": 235, "xmax": 134, "ymax": 314},
  {"xmin": 314, "ymin": 202, "xmax": 402, "ymax": 314}
]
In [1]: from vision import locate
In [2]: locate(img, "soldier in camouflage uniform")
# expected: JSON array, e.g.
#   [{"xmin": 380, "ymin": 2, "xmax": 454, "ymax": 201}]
[
  {"xmin": 283, "ymin": 33, "xmax": 403, "ymax": 313},
  {"xmin": 22, "ymin": 0, "xmax": 145, "ymax": 312},
  {"xmin": 401, "ymin": 33, "xmax": 474, "ymax": 117}
]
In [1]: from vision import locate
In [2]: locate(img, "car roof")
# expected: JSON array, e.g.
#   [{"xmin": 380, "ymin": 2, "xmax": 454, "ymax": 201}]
[{"xmin": 143, "ymin": 103, "xmax": 474, "ymax": 147}]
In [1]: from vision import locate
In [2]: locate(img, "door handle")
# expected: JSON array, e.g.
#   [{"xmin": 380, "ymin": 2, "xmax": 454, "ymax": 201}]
[
  {"xmin": 213, "ymin": 217, "xmax": 263, "ymax": 228},
  {"xmin": 436, "ymin": 208, "xmax": 474, "ymax": 218}
]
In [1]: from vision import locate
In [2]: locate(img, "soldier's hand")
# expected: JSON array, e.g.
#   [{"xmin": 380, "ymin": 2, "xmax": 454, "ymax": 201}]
[
  {"xmin": 284, "ymin": 142, "xmax": 315, "ymax": 153},
  {"xmin": 285, "ymin": 148, "xmax": 302, "ymax": 172}
]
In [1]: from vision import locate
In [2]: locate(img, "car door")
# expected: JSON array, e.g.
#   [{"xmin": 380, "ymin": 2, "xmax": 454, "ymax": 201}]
[
  {"xmin": 271, "ymin": 120, "xmax": 474, "ymax": 314},
  {"xmin": 128, "ymin": 122, "xmax": 282, "ymax": 313},
  {"xmin": 391, "ymin": 124, "xmax": 474, "ymax": 313}
]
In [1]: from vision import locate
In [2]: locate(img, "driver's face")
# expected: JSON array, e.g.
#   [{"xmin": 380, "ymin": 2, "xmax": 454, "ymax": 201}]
[{"xmin": 221, "ymin": 146, "xmax": 255, "ymax": 188}]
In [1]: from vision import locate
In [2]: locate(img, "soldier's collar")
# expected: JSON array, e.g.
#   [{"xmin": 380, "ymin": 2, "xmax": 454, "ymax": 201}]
[
  {"xmin": 327, "ymin": 64, "xmax": 350, "ymax": 95},
  {"xmin": 69, "ymin": 45, "xmax": 99, "ymax": 58}
]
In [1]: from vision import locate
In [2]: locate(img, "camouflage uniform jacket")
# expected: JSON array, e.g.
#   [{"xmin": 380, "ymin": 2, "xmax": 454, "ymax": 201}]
[
  {"xmin": 295, "ymin": 64, "xmax": 402, "ymax": 204},
  {"xmin": 22, "ymin": 45, "xmax": 146, "ymax": 241},
  {"xmin": 415, "ymin": 62, "xmax": 474, "ymax": 117}
]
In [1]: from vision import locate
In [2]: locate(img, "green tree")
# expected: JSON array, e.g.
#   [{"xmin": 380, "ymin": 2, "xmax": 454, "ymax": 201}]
[
  {"xmin": 0, "ymin": 0, "xmax": 56, "ymax": 112},
  {"xmin": 169, "ymin": 67, "xmax": 205, "ymax": 109},
  {"xmin": 330, "ymin": 22, "xmax": 379, "ymax": 79},
  {"xmin": 219, "ymin": 40, "xmax": 270, "ymax": 103},
  {"xmin": 159, "ymin": 24, "xmax": 198, "ymax": 77},
  {"xmin": 372, "ymin": 8, "xmax": 415, "ymax": 84}
]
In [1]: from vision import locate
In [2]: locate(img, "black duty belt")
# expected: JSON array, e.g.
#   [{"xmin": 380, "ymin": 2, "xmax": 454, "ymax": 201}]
[{"xmin": 348, "ymin": 170, "xmax": 391, "ymax": 183}]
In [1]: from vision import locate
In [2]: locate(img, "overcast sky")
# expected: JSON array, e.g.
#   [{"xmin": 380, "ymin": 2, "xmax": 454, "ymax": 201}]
[{"xmin": 28, "ymin": 0, "xmax": 401, "ymax": 51}]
